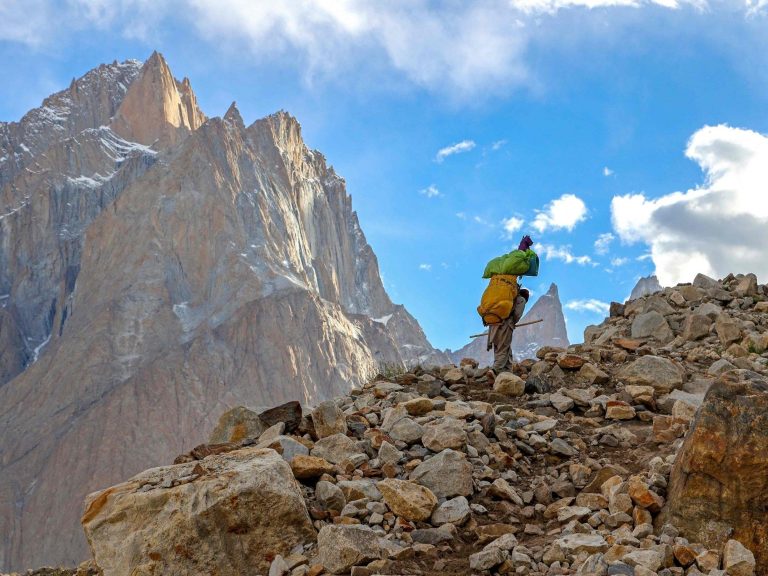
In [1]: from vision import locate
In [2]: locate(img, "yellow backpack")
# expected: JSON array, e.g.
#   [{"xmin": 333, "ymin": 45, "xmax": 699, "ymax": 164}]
[{"xmin": 477, "ymin": 274, "xmax": 519, "ymax": 325}]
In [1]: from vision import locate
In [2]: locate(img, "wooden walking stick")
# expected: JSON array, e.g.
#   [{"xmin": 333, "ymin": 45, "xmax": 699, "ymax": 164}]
[{"xmin": 469, "ymin": 318, "xmax": 544, "ymax": 339}]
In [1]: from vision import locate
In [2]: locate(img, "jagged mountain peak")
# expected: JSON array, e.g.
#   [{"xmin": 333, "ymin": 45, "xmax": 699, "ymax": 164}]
[
  {"xmin": 630, "ymin": 274, "xmax": 662, "ymax": 301},
  {"xmin": 224, "ymin": 101, "xmax": 245, "ymax": 129},
  {"xmin": 110, "ymin": 51, "xmax": 205, "ymax": 147}
]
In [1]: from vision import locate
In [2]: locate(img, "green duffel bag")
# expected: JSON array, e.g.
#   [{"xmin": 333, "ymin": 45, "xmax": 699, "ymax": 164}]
[{"xmin": 482, "ymin": 249, "xmax": 536, "ymax": 278}]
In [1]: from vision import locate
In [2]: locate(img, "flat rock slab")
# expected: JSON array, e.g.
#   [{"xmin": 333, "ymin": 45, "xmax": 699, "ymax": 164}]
[{"xmin": 82, "ymin": 448, "xmax": 315, "ymax": 576}]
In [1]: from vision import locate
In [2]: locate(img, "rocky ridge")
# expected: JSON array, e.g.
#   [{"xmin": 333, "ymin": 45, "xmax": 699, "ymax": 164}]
[
  {"xmin": 10, "ymin": 271, "xmax": 766, "ymax": 576},
  {"xmin": 0, "ymin": 53, "xmax": 447, "ymax": 571}
]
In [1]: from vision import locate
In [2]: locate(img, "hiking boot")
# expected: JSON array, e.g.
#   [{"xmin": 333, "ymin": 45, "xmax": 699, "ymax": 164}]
[{"xmin": 486, "ymin": 369, "xmax": 497, "ymax": 385}]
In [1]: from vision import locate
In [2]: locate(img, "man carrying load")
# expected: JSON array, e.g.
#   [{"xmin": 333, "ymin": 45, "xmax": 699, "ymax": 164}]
[{"xmin": 477, "ymin": 235, "xmax": 538, "ymax": 381}]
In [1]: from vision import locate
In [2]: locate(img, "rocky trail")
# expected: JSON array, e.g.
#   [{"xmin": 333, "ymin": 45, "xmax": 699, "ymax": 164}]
[{"xmin": 5, "ymin": 271, "xmax": 767, "ymax": 576}]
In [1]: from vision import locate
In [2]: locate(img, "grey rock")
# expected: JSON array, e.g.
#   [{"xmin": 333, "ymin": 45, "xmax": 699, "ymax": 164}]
[
  {"xmin": 632, "ymin": 311, "xmax": 673, "ymax": 342},
  {"xmin": 317, "ymin": 525, "xmax": 382, "ymax": 574},
  {"xmin": 311, "ymin": 433, "xmax": 365, "ymax": 465},
  {"xmin": 410, "ymin": 449, "xmax": 473, "ymax": 498},
  {"xmin": 617, "ymin": 355, "xmax": 684, "ymax": 393},
  {"xmin": 316, "ymin": 480, "xmax": 346, "ymax": 511},
  {"xmin": 431, "ymin": 496, "xmax": 471, "ymax": 526}
]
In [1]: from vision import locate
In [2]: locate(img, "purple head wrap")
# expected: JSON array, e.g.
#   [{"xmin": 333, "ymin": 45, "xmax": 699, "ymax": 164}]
[{"xmin": 518, "ymin": 235, "xmax": 534, "ymax": 251}]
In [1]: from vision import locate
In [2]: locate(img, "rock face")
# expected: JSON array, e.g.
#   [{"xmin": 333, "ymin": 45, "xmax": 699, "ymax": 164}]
[
  {"xmin": 630, "ymin": 275, "xmax": 663, "ymax": 300},
  {"xmin": 450, "ymin": 283, "xmax": 569, "ymax": 364},
  {"xmin": 81, "ymin": 448, "xmax": 315, "ymax": 576},
  {"xmin": 0, "ymin": 53, "xmax": 446, "ymax": 571},
  {"xmin": 663, "ymin": 369, "xmax": 768, "ymax": 573}
]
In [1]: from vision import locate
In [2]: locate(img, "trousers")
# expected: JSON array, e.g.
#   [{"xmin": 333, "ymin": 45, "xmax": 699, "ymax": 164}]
[{"xmin": 487, "ymin": 295, "xmax": 527, "ymax": 373}]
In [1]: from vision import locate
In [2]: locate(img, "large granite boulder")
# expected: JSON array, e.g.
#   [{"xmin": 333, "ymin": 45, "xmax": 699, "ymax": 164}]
[
  {"xmin": 208, "ymin": 406, "xmax": 266, "ymax": 443},
  {"xmin": 616, "ymin": 355, "xmax": 684, "ymax": 393},
  {"xmin": 662, "ymin": 370, "xmax": 768, "ymax": 573},
  {"xmin": 82, "ymin": 448, "xmax": 315, "ymax": 575}
]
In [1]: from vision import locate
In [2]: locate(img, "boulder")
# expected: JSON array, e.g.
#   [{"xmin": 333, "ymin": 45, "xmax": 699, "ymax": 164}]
[
  {"xmin": 662, "ymin": 370, "xmax": 768, "ymax": 573},
  {"xmin": 631, "ymin": 311, "xmax": 673, "ymax": 342},
  {"xmin": 722, "ymin": 539, "xmax": 756, "ymax": 576},
  {"xmin": 316, "ymin": 480, "xmax": 346, "ymax": 511},
  {"xmin": 715, "ymin": 315, "xmax": 742, "ymax": 346},
  {"xmin": 693, "ymin": 273, "xmax": 720, "ymax": 290},
  {"xmin": 290, "ymin": 455, "xmax": 335, "ymax": 480},
  {"xmin": 310, "ymin": 433, "xmax": 365, "ymax": 464},
  {"xmin": 82, "ymin": 448, "xmax": 315, "ymax": 575},
  {"xmin": 377, "ymin": 479, "xmax": 437, "ymax": 522},
  {"xmin": 209, "ymin": 406, "xmax": 266, "ymax": 444},
  {"xmin": 494, "ymin": 372, "xmax": 525, "ymax": 396},
  {"xmin": 311, "ymin": 401, "xmax": 348, "ymax": 439},
  {"xmin": 617, "ymin": 355, "xmax": 684, "ymax": 393},
  {"xmin": 410, "ymin": 449, "xmax": 473, "ymax": 498},
  {"xmin": 421, "ymin": 417, "xmax": 467, "ymax": 452},
  {"xmin": 258, "ymin": 435, "xmax": 309, "ymax": 462},
  {"xmin": 259, "ymin": 401, "xmax": 303, "ymax": 433},
  {"xmin": 317, "ymin": 525, "xmax": 382, "ymax": 574},
  {"xmin": 682, "ymin": 314, "xmax": 712, "ymax": 342},
  {"xmin": 431, "ymin": 496, "xmax": 471, "ymax": 526}
]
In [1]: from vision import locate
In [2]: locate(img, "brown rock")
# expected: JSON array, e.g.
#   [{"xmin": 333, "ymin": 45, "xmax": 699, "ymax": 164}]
[
  {"xmin": 652, "ymin": 415, "xmax": 689, "ymax": 443},
  {"xmin": 209, "ymin": 406, "xmax": 266, "ymax": 444},
  {"xmin": 558, "ymin": 355, "xmax": 586, "ymax": 370},
  {"xmin": 663, "ymin": 370, "xmax": 768, "ymax": 573},
  {"xmin": 615, "ymin": 338, "xmax": 643, "ymax": 351},
  {"xmin": 673, "ymin": 544, "xmax": 696, "ymax": 567},
  {"xmin": 628, "ymin": 480, "xmax": 664, "ymax": 512},
  {"xmin": 377, "ymin": 479, "xmax": 437, "ymax": 522},
  {"xmin": 290, "ymin": 455, "xmax": 336, "ymax": 480},
  {"xmin": 605, "ymin": 401, "xmax": 636, "ymax": 420}
]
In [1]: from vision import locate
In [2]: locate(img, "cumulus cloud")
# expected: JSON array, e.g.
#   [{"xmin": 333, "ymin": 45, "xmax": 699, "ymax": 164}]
[
  {"xmin": 531, "ymin": 193, "xmax": 588, "ymax": 233},
  {"xmin": 611, "ymin": 257, "xmax": 629, "ymax": 266},
  {"xmin": 603, "ymin": 166, "xmax": 614, "ymax": 176},
  {"xmin": 419, "ymin": 184, "xmax": 441, "ymax": 198},
  {"xmin": 611, "ymin": 124, "xmax": 768, "ymax": 285},
  {"xmin": 435, "ymin": 140, "xmax": 476, "ymax": 162},
  {"xmin": 538, "ymin": 243, "xmax": 594, "ymax": 265},
  {"xmin": 501, "ymin": 216, "xmax": 525, "ymax": 237},
  {"xmin": 419, "ymin": 263, "xmax": 432, "ymax": 271},
  {"xmin": 565, "ymin": 299, "xmax": 611, "ymax": 314},
  {"xmin": 594, "ymin": 232, "xmax": 615, "ymax": 255}
]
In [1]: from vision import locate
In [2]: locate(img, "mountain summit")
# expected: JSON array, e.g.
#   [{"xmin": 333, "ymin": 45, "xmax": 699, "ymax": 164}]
[{"xmin": 0, "ymin": 53, "xmax": 446, "ymax": 571}]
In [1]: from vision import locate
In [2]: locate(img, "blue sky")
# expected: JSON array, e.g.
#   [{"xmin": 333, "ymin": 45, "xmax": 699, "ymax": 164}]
[{"xmin": 2, "ymin": 1, "xmax": 768, "ymax": 351}]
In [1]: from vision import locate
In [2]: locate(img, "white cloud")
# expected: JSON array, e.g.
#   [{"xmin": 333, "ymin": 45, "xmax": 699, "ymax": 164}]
[
  {"xmin": 435, "ymin": 140, "xmax": 476, "ymax": 162},
  {"xmin": 501, "ymin": 216, "xmax": 525, "ymax": 237},
  {"xmin": 538, "ymin": 243, "xmax": 594, "ymax": 265},
  {"xmin": 612, "ymin": 124, "xmax": 768, "ymax": 286},
  {"xmin": 611, "ymin": 257, "xmax": 629, "ymax": 266},
  {"xmin": 531, "ymin": 193, "xmax": 588, "ymax": 233},
  {"xmin": 594, "ymin": 232, "xmax": 614, "ymax": 255},
  {"xmin": 455, "ymin": 212, "xmax": 467, "ymax": 220},
  {"xmin": 0, "ymin": 0, "xmax": 731, "ymax": 99},
  {"xmin": 419, "ymin": 263, "xmax": 432, "ymax": 271},
  {"xmin": 492, "ymin": 139, "xmax": 508, "ymax": 150},
  {"xmin": 636, "ymin": 253, "xmax": 653, "ymax": 261},
  {"xmin": 419, "ymin": 184, "xmax": 441, "ymax": 198},
  {"xmin": 565, "ymin": 299, "xmax": 611, "ymax": 315},
  {"xmin": 603, "ymin": 166, "xmax": 614, "ymax": 176}
]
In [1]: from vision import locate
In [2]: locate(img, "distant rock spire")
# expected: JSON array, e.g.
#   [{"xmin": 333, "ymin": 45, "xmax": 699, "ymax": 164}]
[
  {"xmin": 110, "ymin": 51, "xmax": 206, "ymax": 147},
  {"xmin": 224, "ymin": 101, "xmax": 245, "ymax": 130}
]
